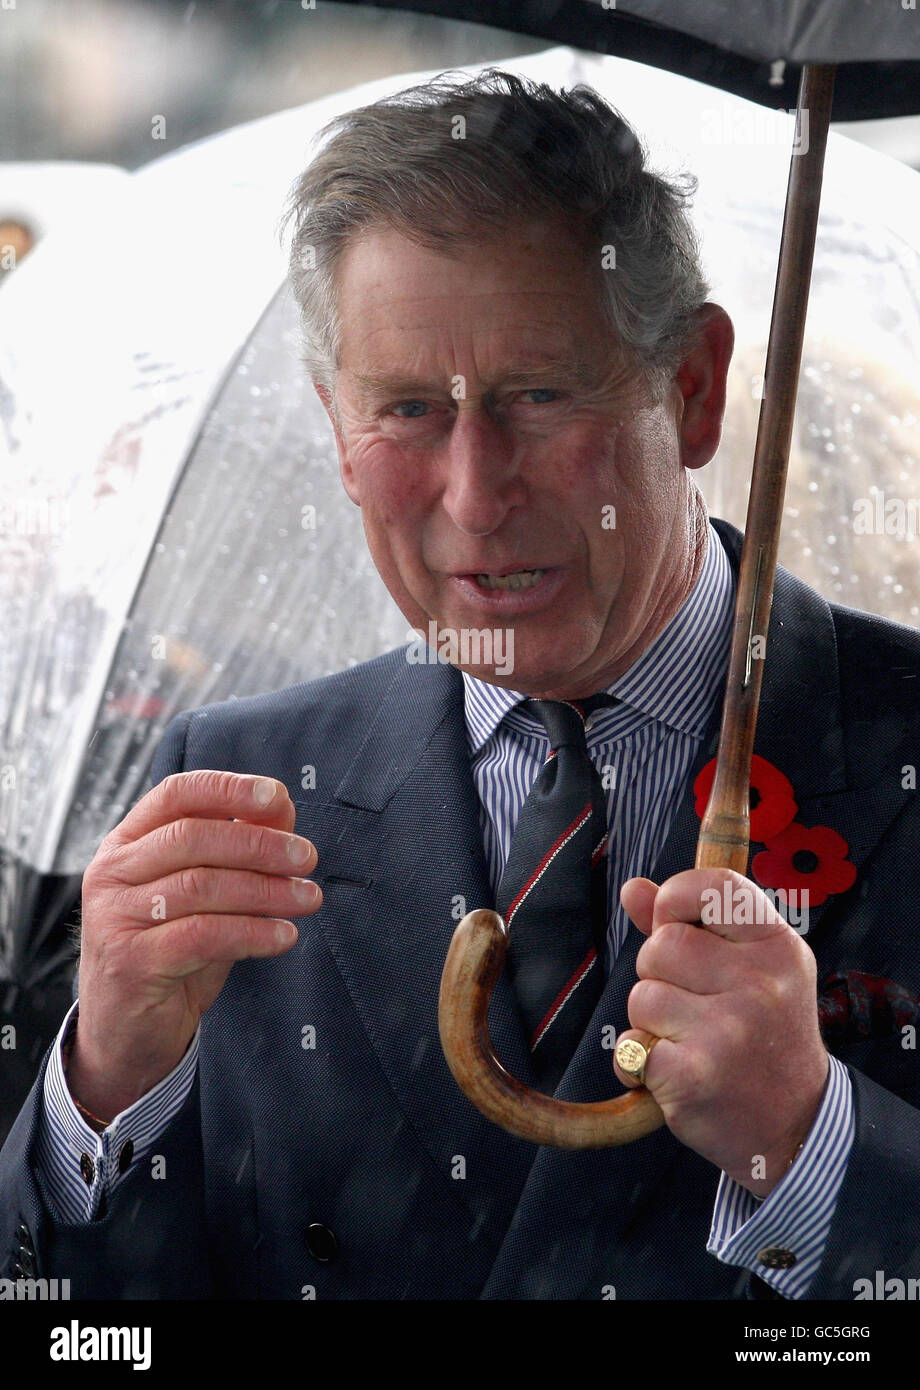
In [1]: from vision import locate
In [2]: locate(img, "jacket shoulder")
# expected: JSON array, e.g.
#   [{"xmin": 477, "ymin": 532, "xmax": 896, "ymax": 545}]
[
  {"xmin": 150, "ymin": 646, "xmax": 409, "ymax": 785},
  {"xmin": 830, "ymin": 599, "xmax": 920, "ymax": 717}
]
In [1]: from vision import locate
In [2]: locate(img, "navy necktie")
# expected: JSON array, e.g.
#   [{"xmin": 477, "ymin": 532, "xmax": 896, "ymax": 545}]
[{"xmin": 496, "ymin": 694, "xmax": 618, "ymax": 1092}]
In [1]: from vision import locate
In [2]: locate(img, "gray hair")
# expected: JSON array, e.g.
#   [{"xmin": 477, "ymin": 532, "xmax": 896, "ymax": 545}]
[{"xmin": 279, "ymin": 67, "xmax": 710, "ymax": 408}]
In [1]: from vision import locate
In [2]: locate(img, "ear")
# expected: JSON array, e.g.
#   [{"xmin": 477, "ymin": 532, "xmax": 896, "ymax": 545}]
[
  {"xmin": 673, "ymin": 304, "xmax": 735, "ymax": 470},
  {"xmin": 313, "ymin": 381, "xmax": 360, "ymax": 506}
]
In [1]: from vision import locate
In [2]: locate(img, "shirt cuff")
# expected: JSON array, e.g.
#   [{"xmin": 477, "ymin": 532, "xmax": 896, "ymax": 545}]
[
  {"xmin": 34, "ymin": 998, "xmax": 200, "ymax": 1225},
  {"xmin": 706, "ymin": 1054, "xmax": 854, "ymax": 1299}
]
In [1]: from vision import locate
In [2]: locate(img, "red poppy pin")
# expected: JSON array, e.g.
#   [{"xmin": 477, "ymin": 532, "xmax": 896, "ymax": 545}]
[{"xmin": 693, "ymin": 754, "xmax": 857, "ymax": 908}]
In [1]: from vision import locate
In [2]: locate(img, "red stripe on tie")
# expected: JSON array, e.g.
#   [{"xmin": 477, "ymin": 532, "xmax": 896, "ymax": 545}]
[
  {"xmin": 591, "ymin": 832, "xmax": 608, "ymax": 867},
  {"xmin": 530, "ymin": 949, "xmax": 597, "ymax": 1051},
  {"xmin": 505, "ymin": 803, "xmax": 593, "ymax": 930}
]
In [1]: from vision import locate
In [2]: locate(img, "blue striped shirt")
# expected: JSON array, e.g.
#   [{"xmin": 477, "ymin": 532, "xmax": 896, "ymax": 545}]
[{"xmin": 34, "ymin": 519, "xmax": 853, "ymax": 1297}]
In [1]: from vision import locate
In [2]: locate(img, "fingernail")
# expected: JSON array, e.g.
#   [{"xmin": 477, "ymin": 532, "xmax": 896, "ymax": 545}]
[
  {"xmin": 253, "ymin": 778, "xmax": 276, "ymax": 806},
  {"xmin": 291, "ymin": 879, "xmax": 317, "ymax": 905},
  {"xmin": 287, "ymin": 837, "xmax": 311, "ymax": 865}
]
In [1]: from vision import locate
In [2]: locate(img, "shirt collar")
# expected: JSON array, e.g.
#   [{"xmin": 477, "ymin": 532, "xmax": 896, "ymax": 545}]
[{"xmin": 461, "ymin": 517, "xmax": 735, "ymax": 754}]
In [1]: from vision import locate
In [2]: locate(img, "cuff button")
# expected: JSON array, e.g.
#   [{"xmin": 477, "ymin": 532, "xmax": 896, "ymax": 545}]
[{"xmin": 757, "ymin": 1246, "xmax": 797, "ymax": 1269}]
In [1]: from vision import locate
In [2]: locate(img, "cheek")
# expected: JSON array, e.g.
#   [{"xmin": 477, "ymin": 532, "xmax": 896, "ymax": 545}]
[{"xmin": 348, "ymin": 439, "xmax": 427, "ymax": 526}]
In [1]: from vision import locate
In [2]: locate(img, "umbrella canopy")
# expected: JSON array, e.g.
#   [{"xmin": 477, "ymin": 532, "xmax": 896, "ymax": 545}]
[
  {"xmin": 1, "ymin": 45, "xmax": 919, "ymax": 989},
  {"xmin": 337, "ymin": 0, "xmax": 920, "ymax": 118}
]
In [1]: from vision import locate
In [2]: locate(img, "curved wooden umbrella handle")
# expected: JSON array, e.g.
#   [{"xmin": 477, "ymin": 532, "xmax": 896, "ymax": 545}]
[{"xmin": 437, "ymin": 908, "xmax": 665, "ymax": 1149}]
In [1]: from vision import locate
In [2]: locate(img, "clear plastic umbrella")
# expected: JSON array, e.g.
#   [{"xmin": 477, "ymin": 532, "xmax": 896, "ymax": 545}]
[{"xmin": 1, "ymin": 45, "xmax": 918, "ymax": 1000}]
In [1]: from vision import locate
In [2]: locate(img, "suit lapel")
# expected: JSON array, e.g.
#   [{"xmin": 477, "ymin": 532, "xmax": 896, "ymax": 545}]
[{"xmin": 299, "ymin": 655, "xmax": 539, "ymax": 1247}]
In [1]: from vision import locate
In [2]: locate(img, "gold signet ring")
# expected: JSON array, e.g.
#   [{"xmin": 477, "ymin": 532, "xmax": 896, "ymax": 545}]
[{"xmin": 615, "ymin": 1033, "xmax": 660, "ymax": 1087}]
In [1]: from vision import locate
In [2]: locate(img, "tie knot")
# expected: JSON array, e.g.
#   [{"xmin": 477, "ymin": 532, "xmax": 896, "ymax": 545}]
[{"xmin": 522, "ymin": 694, "xmax": 618, "ymax": 751}]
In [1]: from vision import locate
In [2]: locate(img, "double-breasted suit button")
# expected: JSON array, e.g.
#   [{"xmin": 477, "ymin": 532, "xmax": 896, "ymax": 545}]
[
  {"xmin": 16, "ymin": 1222, "xmax": 32, "ymax": 1248},
  {"xmin": 17, "ymin": 1247, "xmax": 37, "ymax": 1277},
  {"xmin": 305, "ymin": 1223, "xmax": 338, "ymax": 1263}
]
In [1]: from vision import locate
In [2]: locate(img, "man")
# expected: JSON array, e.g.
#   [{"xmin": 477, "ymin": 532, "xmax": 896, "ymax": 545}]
[{"xmin": 1, "ymin": 70, "xmax": 918, "ymax": 1300}]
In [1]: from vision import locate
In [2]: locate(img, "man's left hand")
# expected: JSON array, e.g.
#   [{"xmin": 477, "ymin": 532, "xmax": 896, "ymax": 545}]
[{"xmin": 616, "ymin": 868, "xmax": 829, "ymax": 1198}]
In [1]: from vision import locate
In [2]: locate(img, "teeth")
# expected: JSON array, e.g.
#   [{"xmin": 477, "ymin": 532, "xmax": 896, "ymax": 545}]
[{"xmin": 476, "ymin": 568, "xmax": 545, "ymax": 591}]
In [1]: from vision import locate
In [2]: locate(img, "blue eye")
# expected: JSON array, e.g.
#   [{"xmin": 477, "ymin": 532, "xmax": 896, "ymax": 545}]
[
  {"xmin": 522, "ymin": 389, "xmax": 560, "ymax": 404},
  {"xmin": 392, "ymin": 401, "xmax": 429, "ymax": 418}
]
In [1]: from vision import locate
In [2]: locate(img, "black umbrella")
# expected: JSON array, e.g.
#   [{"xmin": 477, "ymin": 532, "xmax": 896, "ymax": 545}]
[{"xmin": 340, "ymin": 0, "xmax": 920, "ymax": 117}]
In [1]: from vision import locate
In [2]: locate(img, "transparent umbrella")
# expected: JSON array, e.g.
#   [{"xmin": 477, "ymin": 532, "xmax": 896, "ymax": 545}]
[{"xmin": 1, "ymin": 44, "xmax": 918, "ymax": 1006}]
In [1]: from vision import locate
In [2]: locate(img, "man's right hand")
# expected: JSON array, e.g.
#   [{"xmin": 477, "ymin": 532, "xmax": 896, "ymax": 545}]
[{"xmin": 66, "ymin": 770, "xmax": 320, "ymax": 1123}]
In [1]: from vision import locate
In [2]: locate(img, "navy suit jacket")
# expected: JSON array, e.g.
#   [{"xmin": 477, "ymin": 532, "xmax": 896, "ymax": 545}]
[{"xmin": 2, "ymin": 517, "xmax": 920, "ymax": 1299}]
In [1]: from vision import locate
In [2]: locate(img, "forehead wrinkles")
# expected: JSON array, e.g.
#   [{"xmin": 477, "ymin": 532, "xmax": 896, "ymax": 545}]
[{"xmin": 345, "ymin": 319, "xmax": 596, "ymax": 395}]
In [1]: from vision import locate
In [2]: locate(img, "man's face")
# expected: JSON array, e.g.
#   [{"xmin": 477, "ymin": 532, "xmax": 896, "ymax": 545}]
[{"xmin": 319, "ymin": 217, "xmax": 730, "ymax": 698}]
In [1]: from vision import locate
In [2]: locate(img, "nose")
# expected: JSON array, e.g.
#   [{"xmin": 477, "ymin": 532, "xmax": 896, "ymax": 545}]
[{"xmin": 441, "ymin": 404, "xmax": 527, "ymax": 537}]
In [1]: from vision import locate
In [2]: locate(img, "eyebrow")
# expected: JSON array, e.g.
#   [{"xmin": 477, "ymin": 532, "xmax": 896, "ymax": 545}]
[{"xmin": 350, "ymin": 356, "xmax": 603, "ymax": 399}]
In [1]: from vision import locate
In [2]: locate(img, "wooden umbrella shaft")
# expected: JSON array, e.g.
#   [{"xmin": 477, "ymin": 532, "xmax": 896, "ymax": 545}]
[{"xmin": 697, "ymin": 63, "xmax": 837, "ymax": 874}]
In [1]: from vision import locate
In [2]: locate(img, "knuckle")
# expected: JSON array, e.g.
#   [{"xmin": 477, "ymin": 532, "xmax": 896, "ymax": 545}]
[
  {"xmin": 757, "ymin": 971, "xmax": 786, "ymax": 1012},
  {"xmin": 247, "ymin": 823, "xmax": 273, "ymax": 866},
  {"xmin": 176, "ymin": 864, "xmax": 215, "ymax": 903},
  {"xmin": 162, "ymin": 768, "xmax": 229, "ymax": 808},
  {"xmin": 260, "ymin": 873, "xmax": 286, "ymax": 909},
  {"xmin": 632, "ymin": 976, "xmax": 663, "ymax": 1012},
  {"xmin": 638, "ymin": 921, "xmax": 682, "ymax": 976},
  {"xmin": 160, "ymin": 817, "xmax": 185, "ymax": 856},
  {"xmin": 180, "ymin": 912, "xmax": 212, "ymax": 948},
  {"xmin": 720, "ymin": 1010, "xmax": 748, "ymax": 1055},
  {"xmin": 159, "ymin": 771, "xmax": 190, "ymax": 806},
  {"xmin": 676, "ymin": 1043, "xmax": 709, "ymax": 1094},
  {"xmin": 88, "ymin": 835, "xmax": 127, "ymax": 884}
]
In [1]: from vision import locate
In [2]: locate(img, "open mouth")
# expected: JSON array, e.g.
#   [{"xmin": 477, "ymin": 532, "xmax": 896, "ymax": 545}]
[
  {"xmin": 474, "ymin": 568, "xmax": 546, "ymax": 591},
  {"xmin": 450, "ymin": 566, "xmax": 563, "ymax": 611}
]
